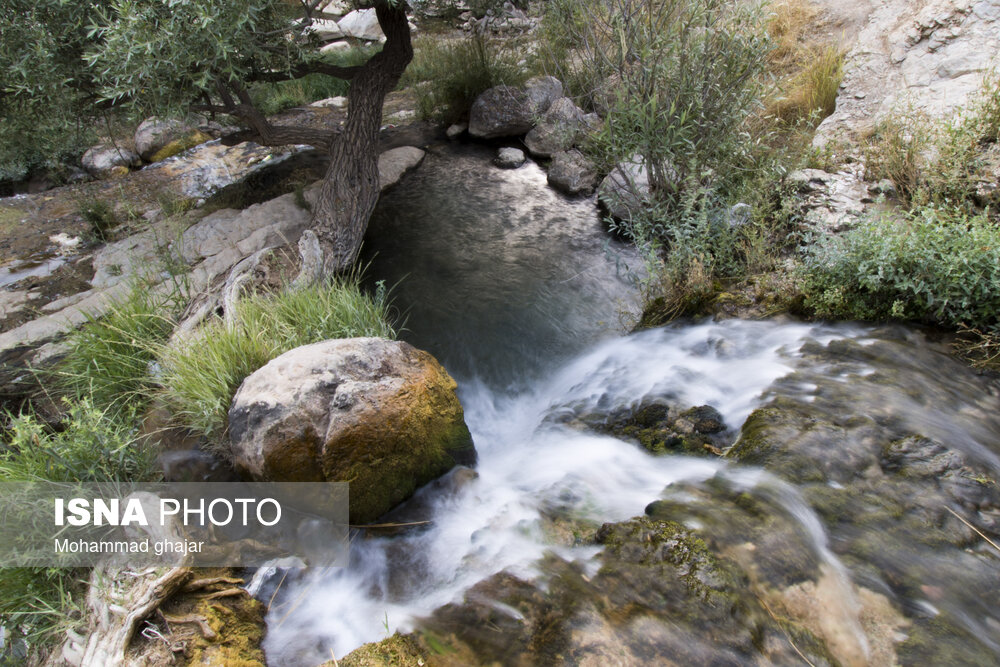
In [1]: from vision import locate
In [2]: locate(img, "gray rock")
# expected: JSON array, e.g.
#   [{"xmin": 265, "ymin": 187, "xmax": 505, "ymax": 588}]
[
  {"xmin": 304, "ymin": 17, "xmax": 344, "ymax": 40},
  {"xmin": 869, "ymin": 179, "xmax": 897, "ymax": 197},
  {"xmin": 378, "ymin": 146, "xmax": 425, "ymax": 189},
  {"xmin": 523, "ymin": 76, "xmax": 564, "ymax": 117},
  {"xmin": 308, "ymin": 96, "xmax": 348, "ymax": 109},
  {"xmin": 728, "ymin": 202, "xmax": 752, "ymax": 228},
  {"xmin": 494, "ymin": 147, "xmax": 526, "ymax": 169},
  {"xmin": 598, "ymin": 156, "xmax": 651, "ymax": 220},
  {"xmin": 320, "ymin": 40, "xmax": 352, "ymax": 54},
  {"xmin": 446, "ymin": 123, "xmax": 468, "ymax": 140},
  {"xmin": 547, "ymin": 149, "xmax": 598, "ymax": 196},
  {"xmin": 320, "ymin": 0, "xmax": 350, "ymax": 15},
  {"xmin": 134, "ymin": 117, "xmax": 205, "ymax": 163},
  {"xmin": 228, "ymin": 338, "xmax": 476, "ymax": 523},
  {"xmin": 160, "ymin": 449, "xmax": 239, "ymax": 482},
  {"xmin": 150, "ymin": 140, "xmax": 307, "ymax": 200},
  {"xmin": 788, "ymin": 168, "xmax": 834, "ymax": 193},
  {"xmin": 468, "ymin": 76, "xmax": 563, "ymax": 139},
  {"xmin": 524, "ymin": 97, "xmax": 586, "ymax": 158},
  {"xmin": 468, "ymin": 86, "xmax": 536, "ymax": 139},
  {"xmin": 81, "ymin": 145, "xmax": 141, "ymax": 178},
  {"xmin": 338, "ymin": 9, "xmax": 384, "ymax": 40}
]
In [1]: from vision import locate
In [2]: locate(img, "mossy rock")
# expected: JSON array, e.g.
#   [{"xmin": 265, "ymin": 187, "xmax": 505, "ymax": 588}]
[
  {"xmin": 584, "ymin": 398, "xmax": 731, "ymax": 457},
  {"xmin": 228, "ymin": 338, "xmax": 476, "ymax": 524},
  {"xmin": 149, "ymin": 130, "xmax": 213, "ymax": 163},
  {"xmin": 337, "ymin": 633, "xmax": 430, "ymax": 666},
  {"xmin": 408, "ymin": 515, "xmax": 834, "ymax": 665}
]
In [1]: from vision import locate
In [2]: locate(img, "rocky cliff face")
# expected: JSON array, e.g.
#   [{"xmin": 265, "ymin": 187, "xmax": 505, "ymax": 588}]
[{"xmin": 814, "ymin": 0, "xmax": 1000, "ymax": 146}]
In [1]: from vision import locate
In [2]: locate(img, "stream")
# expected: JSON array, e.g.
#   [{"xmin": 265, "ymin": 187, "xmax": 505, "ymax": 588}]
[{"xmin": 262, "ymin": 146, "xmax": 1000, "ymax": 666}]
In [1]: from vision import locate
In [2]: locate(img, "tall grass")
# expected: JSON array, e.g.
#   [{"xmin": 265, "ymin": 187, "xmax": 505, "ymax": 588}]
[
  {"xmin": 158, "ymin": 276, "xmax": 397, "ymax": 442},
  {"xmin": 400, "ymin": 34, "xmax": 526, "ymax": 124},
  {"xmin": 768, "ymin": 46, "xmax": 843, "ymax": 124},
  {"xmin": 56, "ymin": 282, "xmax": 181, "ymax": 419}
]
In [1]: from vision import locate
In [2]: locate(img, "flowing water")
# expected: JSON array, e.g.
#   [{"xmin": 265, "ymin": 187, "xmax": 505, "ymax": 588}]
[{"xmin": 262, "ymin": 146, "xmax": 1000, "ymax": 665}]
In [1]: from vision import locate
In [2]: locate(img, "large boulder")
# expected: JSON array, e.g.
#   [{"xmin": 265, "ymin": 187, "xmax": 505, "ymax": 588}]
[
  {"xmin": 524, "ymin": 97, "xmax": 586, "ymax": 158},
  {"xmin": 468, "ymin": 76, "xmax": 563, "ymax": 139},
  {"xmin": 81, "ymin": 144, "xmax": 141, "ymax": 178},
  {"xmin": 547, "ymin": 149, "xmax": 597, "ymax": 196},
  {"xmin": 134, "ymin": 117, "xmax": 210, "ymax": 163},
  {"xmin": 338, "ymin": 9, "xmax": 384, "ymax": 40},
  {"xmin": 597, "ymin": 156, "xmax": 652, "ymax": 220},
  {"xmin": 228, "ymin": 338, "xmax": 476, "ymax": 524}
]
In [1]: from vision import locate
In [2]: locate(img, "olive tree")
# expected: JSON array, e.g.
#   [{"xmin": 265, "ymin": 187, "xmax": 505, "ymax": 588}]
[{"xmin": 2, "ymin": 0, "xmax": 413, "ymax": 273}]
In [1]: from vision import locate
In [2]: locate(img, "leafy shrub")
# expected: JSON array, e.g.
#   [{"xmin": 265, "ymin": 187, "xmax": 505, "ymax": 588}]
[
  {"xmin": 798, "ymin": 205, "xmax": 1000, "ymax": 332},
  {"xmin": 57, "ymin": 282, "xmax": 181, "ymax": 418},
  {"xmin": 0, "ymin": 400, "xmax": 157, "ymax": 482},
  {"xmin": 158, "ymin": 276, "xmax": 397, "ymax": 442},
  {"xmin": 401, "ymin": 34, "xmax": 525, "ymax": 124}
]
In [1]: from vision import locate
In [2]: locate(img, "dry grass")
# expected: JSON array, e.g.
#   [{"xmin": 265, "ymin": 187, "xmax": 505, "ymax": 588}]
[
  {"xmin": 768, "ymin": 0, "xmax": 820, "ymax": 71},
  {"xmin": 764, "ymin": 0, "xmax": 844, "ymax": 125}
]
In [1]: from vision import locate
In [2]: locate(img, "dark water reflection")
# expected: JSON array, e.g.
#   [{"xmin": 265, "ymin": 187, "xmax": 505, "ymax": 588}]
[{"xmin": 361, "ymin": 143, "xmax": 642, "ymax": 391}]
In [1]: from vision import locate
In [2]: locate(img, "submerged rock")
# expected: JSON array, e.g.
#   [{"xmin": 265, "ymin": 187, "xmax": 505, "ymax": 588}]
[
  {"xmin": 398, "ymin": 516, "xmax": 832, "ymax": 666},
  {"xmin": 228, "ymin": 338, "xmax": 476, "ymax": 524},
  {"xmin": 728, "ymin": 332, "xmax": 1000, "ymax": 665},
  {"xmin": 580, "ymin": 397, "xmax": 731, "ymax": 457}
]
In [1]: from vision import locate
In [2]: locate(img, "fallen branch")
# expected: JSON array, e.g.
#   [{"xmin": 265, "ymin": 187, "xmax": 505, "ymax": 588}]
[{"xmin": 161, "ymin": 613, "xmax": 218, "ymax": 640}]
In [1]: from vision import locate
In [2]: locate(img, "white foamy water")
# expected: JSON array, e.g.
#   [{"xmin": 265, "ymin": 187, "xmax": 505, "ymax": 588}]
[{"xmin": 263, "ymin": 320, "xmax": 861, "ymax": 665}]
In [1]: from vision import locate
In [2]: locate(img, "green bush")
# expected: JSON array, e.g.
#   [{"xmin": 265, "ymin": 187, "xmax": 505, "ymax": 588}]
[
  {"xmin": 57, "ymin": 282, "xmax": 182, "ymax": 419},
  {"xmin": 0, "ymin": 399, "xmax": 156, "ymax": 654},
  {"xmin": 401, "ymin": 34, "xmax": 525, "ymax": 124},
  {"xmin": 0, "ymin": 400, "xmax": 157, "ymax": 483},
  {"xmin": 798, "ymin": 205, "xmax": 1000, "ymax": 331},
  {"xmin": 158, "ymin": 276, "xmax": 397, "ymax": 442}
]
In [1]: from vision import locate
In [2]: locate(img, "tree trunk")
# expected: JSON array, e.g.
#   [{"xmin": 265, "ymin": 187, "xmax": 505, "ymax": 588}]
[{"xmin": 311, "ymin": 1, "xmax": 413, "ymax": 274}]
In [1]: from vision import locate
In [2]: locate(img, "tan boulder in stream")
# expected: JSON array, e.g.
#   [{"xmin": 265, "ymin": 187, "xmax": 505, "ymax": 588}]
[{"xmin": 228, "ymin": 338, "xmax": 476, "ymax": 524}]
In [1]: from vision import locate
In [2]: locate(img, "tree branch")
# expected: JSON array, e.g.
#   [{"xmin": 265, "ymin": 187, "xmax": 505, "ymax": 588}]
[{"xmin": 248, "ymin": 61, "xmax": 365, "ymax": 84}]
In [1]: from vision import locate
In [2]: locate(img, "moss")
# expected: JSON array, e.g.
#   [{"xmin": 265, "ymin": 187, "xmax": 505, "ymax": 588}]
[
  {"xmin": 149, "ymin": 130, "xmax": 212, "ymax": 163},
  {"xmin": 899, "ymin": 615, "xmax": 999, "ymax": 666},
  {"xmin": 185, "ymin": 594, "xmax": 266, "ymax": 666},
  {"xmin": 0, "ymin": 204, "xmax": 25, "ymax": 235},
  {"xmin": 338, "ymin": 632, "xmax": 429, "ymax": 667},
  {"xmin": 727, "ymin": 406, "xmax": 784, "ymax": 463},
  {"xmin": 324, "ymin": 349, "xmax": 475, "ymax": 524}
]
